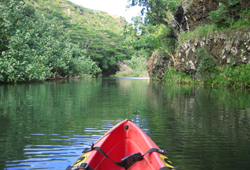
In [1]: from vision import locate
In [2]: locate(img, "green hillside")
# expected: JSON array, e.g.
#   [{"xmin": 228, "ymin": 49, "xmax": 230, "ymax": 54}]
[
  {"xmin": 26, "ymin": 0, "xmax": 132, "ymax": 75},
  {"xmin": 0, "ymin": 0, "xmax": 132, "ymax": 83}
]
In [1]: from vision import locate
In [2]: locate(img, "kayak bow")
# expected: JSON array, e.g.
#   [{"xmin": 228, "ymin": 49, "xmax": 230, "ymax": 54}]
[{"xmin": 67, "ymin": 119, "xmax": 177, "ymax": 170}]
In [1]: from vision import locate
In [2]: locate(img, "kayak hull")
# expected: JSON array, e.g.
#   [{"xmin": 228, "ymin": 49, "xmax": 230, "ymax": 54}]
[{"xmin": 71, "ymin": 119, "xmax": 174, "ymax": 170}]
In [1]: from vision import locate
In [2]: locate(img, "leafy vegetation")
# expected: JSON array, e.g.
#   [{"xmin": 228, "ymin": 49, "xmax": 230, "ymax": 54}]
[
  {"xmin": 179, "ymin": 24, "xmax": 217, "ymax": 42},
  {"xmin": 180, "ymin": 0, "xmax": 250, "ymax": 41},
  {"xmin": 114, "ymin": 52, "xmax": 148, "ymax": 77},
  {"xmin": 122, "ymin": 16, "xmax": 175, "ymax": 77},
  {"xmin": 164, "ymin": 67, "xmax": 194, "ymax": 84},
  {"xmin": 212, "ymin": 64, "xmax": 250, "ymax": 88},
  {"xmin": 125, "ymin": 0, "xmax": 250, "ymax": 88},
  {"xmin": 26, "ymin": 0, "xmax": 132, "ymax": 76},
  {"xmin": 196, "ymin": 48, "xmax": 217, "ymax": 82},
  {"xmin": 128, "ymin": 0, "xmax": 181, "ymax": 34},
  {"xmin": 164, "ymin": 47, "xmax": 250, "ymax": 88},
  {"xmin": 0, "ymin": 0, "xmax": 102, "ymax": 83},
  {"xmin": 209, "ymin": 0, "xmax": 250, "ymax": 29},
  {"xmin": 0, "ymin": 0, "xmax": 133, "ymax": 83},
  {"xmin": 4, "ymin": 0, "xmax": 248, "ymax": 85},
  {"xmin": 123, "ymin": 16, "xmax": 175, "ymax": 58}
]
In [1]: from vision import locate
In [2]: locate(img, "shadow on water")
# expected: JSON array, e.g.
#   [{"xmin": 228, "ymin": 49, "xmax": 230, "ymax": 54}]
[
  {"xmin": 0, "ymin": 79, "xmax": 250, "ymax": 170},
  {"xmin": 145, "ymin": 84, "xmax": 250, "ymax": 170}
]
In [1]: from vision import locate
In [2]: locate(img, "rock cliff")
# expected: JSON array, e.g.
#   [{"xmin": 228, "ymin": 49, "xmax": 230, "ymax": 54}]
[
  {"xmin": 176, "ymin": 28, "xmax": 250, "ymax": 75},
  {"xmin": 147, "ymin": 0, "xmax": 250, "ymax": 79},
  {"xmin": 147, "ymin": 51, "xmax": 173, "ymax": 79},
  {"xmin": 168, "ymin": 0, "xmax": 218, "ymax": 40}
]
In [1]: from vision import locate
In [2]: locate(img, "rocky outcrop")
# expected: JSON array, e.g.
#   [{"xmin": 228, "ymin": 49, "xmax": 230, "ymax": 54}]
[
  {"xmin": 169, "ymin": 0, "xmax": 218, "ymax": 39},
  {"xmin": 147, "ymin": 51, "xmax": 173, "ymax": 79},
  {"xmin": 184, "ymin": 0, "xmax": 218, "ymax": 31},
  {"xmin": 176, "ymin": 27, "xmax": 250, "ymax": 75},
  {"xmin": 148, "ymin": 0, "xmax": 219, "ymax": 79},
  {"xmin": 148, "ymin": 0, "xmax": 250, "ymax": 79}
]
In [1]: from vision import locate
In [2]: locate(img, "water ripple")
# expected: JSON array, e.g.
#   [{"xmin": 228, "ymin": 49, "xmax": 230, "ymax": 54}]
[{"xmin": 4, "ymin": 121, "xmax": 118, "ymax": 169}]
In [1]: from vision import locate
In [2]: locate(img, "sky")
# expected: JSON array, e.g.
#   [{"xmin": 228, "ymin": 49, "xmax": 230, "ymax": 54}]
[{"xmin": 69, "ymin": 0, "xmax": 141, "ymax": 22}]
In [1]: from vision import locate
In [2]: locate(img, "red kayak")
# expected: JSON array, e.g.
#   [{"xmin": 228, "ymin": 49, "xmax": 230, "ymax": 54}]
[{"xmin": 67, "ymin": 119, "xmax": 176, "ymax": 170}]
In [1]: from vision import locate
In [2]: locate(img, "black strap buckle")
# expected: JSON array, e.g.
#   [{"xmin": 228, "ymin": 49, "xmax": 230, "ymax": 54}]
[
  {"xmin": 121, "ymin": 152, "xmax": 143, "ymax": 169},
  {"xmin": 79, "ymin": 163, "xmax": 89, "ymax": 169}
]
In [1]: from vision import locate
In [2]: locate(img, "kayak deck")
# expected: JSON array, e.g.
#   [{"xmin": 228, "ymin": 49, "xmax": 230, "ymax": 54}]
[{"xmin": 70, "ymin": 120, "xmax": 175, "ymax": 170}]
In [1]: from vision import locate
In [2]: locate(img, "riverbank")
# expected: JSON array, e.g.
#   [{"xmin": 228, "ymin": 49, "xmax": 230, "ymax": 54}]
[
  {"xmin": 163, "ymin": 64, "xmax": 250, "ymax": 89},
  {"xmin": 114, "ymin": 56, "xmax": 149, "ymax": 77}
]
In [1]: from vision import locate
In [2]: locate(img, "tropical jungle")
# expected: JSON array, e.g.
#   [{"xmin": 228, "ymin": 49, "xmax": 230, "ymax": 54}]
[{"xmin": 1, "ymin": 0, "xmax": 250, "ymax": 88}]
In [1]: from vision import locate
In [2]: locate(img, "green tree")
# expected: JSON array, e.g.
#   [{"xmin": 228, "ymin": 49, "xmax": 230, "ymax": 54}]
[
  {"xmin": 28, "ymin": 0, "xmax": 132, "ymax": 76},
  {"xmin": 209, "ymin": 0, "xmax": 242, "ymax": 28},
  {"xmin": 128, "ymin": 0, "xmax": 180, "ymax": 36},
  {"xmin": 84, "ymin": 29, "xmax": 131, "ymax": 75},
  {"xmin": 0, "ymin": 1, "xmax": 52, "ymax": 82},
  {"xmin": 0, "ymin": 0, "xmax": 100, "ymax": 82},
  {"xmin": 123, "ymin": 16, "xmax": 174, "ymax": 58}
]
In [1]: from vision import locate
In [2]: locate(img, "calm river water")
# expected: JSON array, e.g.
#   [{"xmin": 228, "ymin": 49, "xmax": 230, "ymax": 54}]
[{"xmin": 0, "ymin": 78, "xmax": 250, "ymax": 170}]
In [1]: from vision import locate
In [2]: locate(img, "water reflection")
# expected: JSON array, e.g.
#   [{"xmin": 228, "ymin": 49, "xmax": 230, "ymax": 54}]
[
  {"xmin": 145, "ymin": 84, "xmax": 250, "ymax": 170},
  {"xmin": 0, "ymin": 79, "xmax": 250, "ymax": 170},
  {"xmin": 4, "ymin": 120, "xmax": 117, "ymax": 169}
]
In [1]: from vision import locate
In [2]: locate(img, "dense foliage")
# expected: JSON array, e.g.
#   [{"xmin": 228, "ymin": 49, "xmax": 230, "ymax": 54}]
[
  {"xmin": 209, "ymin": 0, "xmax": 250, "ymax": 28},
  {"xmin": 2, "ymin": 0, "xmax": 249, "ymax": 84},
  {"xmin": 126, "ymin": 0, "xmax": 250, "ymax": 88},
  {"xmin": 195, "ymin": 48, "xmax": 250, "ymax": 88},
  {"xmin": 114, "ymin": 52, "xmax": 148, "ymax": 77},
  {"xmin": 27, "ymin": 0, "xmax": 132, "ymax": 76},
  {"xmin": 123, "ymin": 16, "xmax": 174, "ymax": 58},
  {"xmin": 0, "ymin": 0, "xmax": 134, "ymax": 83},
  {"xmin": 128, "ymin": 0, "xmax": 180, "ymax": 27},
  {"xmin": 0, "ymin": 0, "xmax": 101, "ymax": 83}
]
